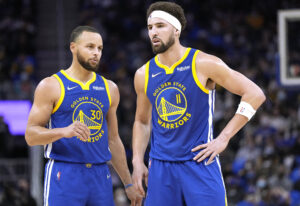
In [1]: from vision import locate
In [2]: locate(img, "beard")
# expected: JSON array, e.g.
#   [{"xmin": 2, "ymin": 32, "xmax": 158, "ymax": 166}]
[
  {"xmin": 151, "ymin": 34, "xmax": 175, "ymax": 54},
  {"xmin": 77, "ymin": 51, "xmax": 99, "ymax": 72}
]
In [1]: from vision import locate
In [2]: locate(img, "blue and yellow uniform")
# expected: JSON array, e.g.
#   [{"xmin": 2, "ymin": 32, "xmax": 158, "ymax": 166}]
[
  {"xmin": 43, "ymin": 70, "xmax": 114, "ymax": 206},
  {"xmin": 145, "ymin": 48, "xmax": 227, "ymax": 206}
]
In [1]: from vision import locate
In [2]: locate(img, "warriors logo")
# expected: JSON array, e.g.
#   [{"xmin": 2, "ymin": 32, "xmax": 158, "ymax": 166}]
[
  {"xmin": 72, "ymin": 98, "xmax": 105, "ymax": 142},
  {"xmin": 154, "ymin": 83, "xmax": 191, "ymax": 129},
  {"xmin": 155, "ymin": 87, "xmax": 187, "ymax": 122}
]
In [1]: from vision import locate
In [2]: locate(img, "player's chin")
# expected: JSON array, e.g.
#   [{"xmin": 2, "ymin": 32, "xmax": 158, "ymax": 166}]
[
  {"xmin": 85, "ymin": 65, "xmax": 99, "ymax": 72},
  {"xmin": 91, "ymin": 66, "xmax": 99, "ymax": 72},
  {"xmin": 151, "ymin": 44, "xmax": 160, "ymax": 51},
  {"xmin": 90, "ymin": 62, "xmax": 100, "ymax": 71}
]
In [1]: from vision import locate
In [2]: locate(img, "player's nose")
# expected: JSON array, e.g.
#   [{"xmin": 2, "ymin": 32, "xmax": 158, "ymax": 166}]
[
  {"xmin": 92, "ymin": 48, "xmax": 101, "ymax": 57},
  {"xmin": 150, "ymin": 27, "xmax": 159, "ymax": 38}
]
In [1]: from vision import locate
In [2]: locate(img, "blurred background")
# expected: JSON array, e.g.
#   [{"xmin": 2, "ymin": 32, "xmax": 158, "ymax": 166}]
[{"xmin": 0, "ymin": 0, "xmax": 300, "ymax": 205}]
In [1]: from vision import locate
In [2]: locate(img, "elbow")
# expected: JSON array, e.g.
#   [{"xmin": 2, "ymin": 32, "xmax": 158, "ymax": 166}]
[
  {"xmin": 250, "ymin": 89, "xmax": 266, "ymax": 109},
  {"xmin": 25, "ymin": 131, "xmax": 35, "ymax": 146},
  {"xmin": 134, "ymin": 119, "xmax": 151, "ymax": 128},
  {"xmin": 257, "ymin": 89, "xmax": 266, "ymax": 105}
]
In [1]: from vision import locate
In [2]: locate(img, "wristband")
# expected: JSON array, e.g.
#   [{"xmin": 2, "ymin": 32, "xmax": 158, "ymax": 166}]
[
  {"xmin": 236, "ymin": 101, "xmax": 256, "ymax": 120},
  {"xmin": 124, "ymin": 184, "xmax": 133, "ymax": 189}
]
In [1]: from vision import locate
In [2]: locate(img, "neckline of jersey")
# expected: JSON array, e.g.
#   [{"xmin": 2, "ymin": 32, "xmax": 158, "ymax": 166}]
[
  {"xmin": 154, "ymin": 47, "xmax": 191, "ymax": 74},
  {"xmin": 60, "ymin": 70, "xmax": 96, "ymax": 90}
]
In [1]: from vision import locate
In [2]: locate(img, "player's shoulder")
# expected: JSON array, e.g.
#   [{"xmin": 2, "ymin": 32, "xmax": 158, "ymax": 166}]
[
  {"xmin": 34, "ymin": 75, "xmax": 61, "ymax": 101},
  {"xmin": 101, "ymin": 77, "xmax": 119, "ymax": 106},
  {"xmin": 101, "ymin": 77, "xmax": 119, "ymax": 95},
  {"xmin": 196, "ymin": 50, "xmax": 224, "ymax": 65},
  {"xmin": 36, "ymin": 75, "xmax": 60, "ymax": 92},
  {"xmin": 135, "ymin": 63, "xmax": 149, "ymax": 79},
  {"xmin": 107, "ymin": 79, "xmax": 118, "ymax": 91},
  {"xmin": 195, "ymin": 50, "xmax": 228, "ymax": 73},
  {"xmin": 133, "ymin": 63, "xmax": 149, "ymax": 92}
]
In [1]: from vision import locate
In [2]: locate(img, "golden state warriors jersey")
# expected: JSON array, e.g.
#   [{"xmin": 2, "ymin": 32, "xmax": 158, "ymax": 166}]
[
  {"xmin": 44, "ymin": 70, "xmax": 112, "ymax": 163},
  {"xmin": 145, "ymin": 48, "xmax": 215, "ymax": 161}
]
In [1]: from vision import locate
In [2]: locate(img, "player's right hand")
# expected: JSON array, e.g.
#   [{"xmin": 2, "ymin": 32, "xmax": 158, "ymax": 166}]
[
  {"xmin": 64, "ymin": 121, "xmax": 90, "ymax": 141},
  {"xmin": 125, "ymin": 185, "xmax": 143, "ymax": 206},
  {"xmin": 132, "ymin": 162, "xmax": 148, "ymax": 197}
]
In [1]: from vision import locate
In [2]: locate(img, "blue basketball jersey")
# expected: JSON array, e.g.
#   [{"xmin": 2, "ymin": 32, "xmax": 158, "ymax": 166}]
[
  {"xmin": 145, "ymin": 48, "xmax": 215, "ymax": 161},
  {"xmin": 44, "ymin": 70, "xmax": 112, "ymax": 163}
]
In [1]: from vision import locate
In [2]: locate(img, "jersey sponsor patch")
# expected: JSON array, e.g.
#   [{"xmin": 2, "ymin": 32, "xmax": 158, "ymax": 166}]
[
  {"xmin": 177, "ymin": 65, "xmax": 190, "ymax": 71},
  {"xmin": 92, "ymin": 86, "xmax": 105, "ymax": 91}
]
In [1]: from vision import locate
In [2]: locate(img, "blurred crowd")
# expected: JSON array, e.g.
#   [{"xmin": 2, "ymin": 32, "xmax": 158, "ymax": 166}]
[
  {"xmin": 0, "ymin": 0, "xmax": 37, "ymax": 101},
  {"xmin": 0, "ymin": 0, "xmax": 37, "ymax": 205},
  {"xmin": 1, "ymin": 0, "xmax": 300, "ymax": 205}
]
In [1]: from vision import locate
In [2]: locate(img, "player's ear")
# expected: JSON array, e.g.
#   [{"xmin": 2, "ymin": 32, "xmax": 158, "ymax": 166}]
[
  {"xmin": 70, "ymin": 42, "xmax": 76, "ymax": 53},
  {"xmin": 174, "ymin": 29, "xmax": 180, "ymax": 38}
]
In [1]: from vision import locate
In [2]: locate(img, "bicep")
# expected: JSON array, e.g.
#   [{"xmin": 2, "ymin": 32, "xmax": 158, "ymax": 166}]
[
  {"xmin": 27, "ymin": 82, "xmax": 55, "ymax": 128},
  {"xmin": 214, "ymin": 68, "xmax": 254, "ymax": 96},
  {"xmin": 201, "ymin": 57, "xmax": 265, "ymax": 108},
  {"xmin": 106, "ymin": 105, "xmax": 119, "ymax": 142},
  {"xmin": 203, "ymin": 59, "xmax": 257, "ymax": 97},
  {"xmin": 134, "ymin": 69, "xmax": 152, "ymax": 125},
  {"xmin": 106, "ymin": 81, "xmax": 120, "ymax": 141},
  {"xmin": 135, "ymin": 90, "xmax": 152, "ymax": 124}
]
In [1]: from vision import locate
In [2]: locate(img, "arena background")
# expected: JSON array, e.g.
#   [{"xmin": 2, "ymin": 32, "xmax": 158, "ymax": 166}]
[{"xmin": 0, "ymin": 0, "xmax": 300, "ymax": 205}]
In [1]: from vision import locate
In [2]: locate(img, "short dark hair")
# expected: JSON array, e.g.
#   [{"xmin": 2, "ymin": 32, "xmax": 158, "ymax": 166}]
[
  {"xmin": 70, "ymin": 26, "xmax": 99, "ymax": 43},
  {"xmin": 146, "ymin": 1, "xmax": 187, "ymax": 31}
]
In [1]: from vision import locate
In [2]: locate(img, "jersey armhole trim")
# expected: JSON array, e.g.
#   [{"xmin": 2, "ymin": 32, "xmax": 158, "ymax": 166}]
[
  {"xmin": 102, "ymin": 77, "xmax": 112, "ymax": 107},
  {"xmin": 144, "ymin": 61, "xmax": 150, "ymax": 94},
  {"xmin": 192, "ymin": 50, "xmax": 209, "ymax": 94},
  {"xmin": 52, "ymin": 74, "xmax": 65, "ymax": 114}
]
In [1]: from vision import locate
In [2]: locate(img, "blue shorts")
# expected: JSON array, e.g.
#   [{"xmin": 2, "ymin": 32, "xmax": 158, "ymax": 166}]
[
  {"xmin": 145, "ymin": 157, "xmax": 227, "ymax": 206},
  {"xmin": 43, "ymin": 159, "xmax": 114, "ymax": 206}
]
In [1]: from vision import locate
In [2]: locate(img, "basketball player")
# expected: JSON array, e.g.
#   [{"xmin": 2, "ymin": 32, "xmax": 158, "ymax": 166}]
[
  {"xmin": 25, "ymin": 26, "xmax": 142, "ymax": 206},
  {"xmin": 132, "ymin": 2, "xmax": 265, "ymax": 206}
]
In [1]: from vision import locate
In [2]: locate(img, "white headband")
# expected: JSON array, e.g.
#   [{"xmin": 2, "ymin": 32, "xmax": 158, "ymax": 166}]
[{"xmin": 148, "ymin": 10, "xmax": 182, "ymax": 32}]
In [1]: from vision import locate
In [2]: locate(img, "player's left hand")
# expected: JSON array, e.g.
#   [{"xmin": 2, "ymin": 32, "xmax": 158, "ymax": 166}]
[
  {"xmin": 191, "ymin": 135, "xmax": 230, "ymax": 165},
  {"xmin": 125, "ymin": 185, "xmax": 143, "ymax": 206}
]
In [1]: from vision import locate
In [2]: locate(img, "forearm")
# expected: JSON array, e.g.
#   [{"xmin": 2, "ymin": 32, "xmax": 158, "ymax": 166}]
[
  {"xmin": 218, "ymin": 114, "xmax": 248, "ymax": 142},
  {"xmin": 219, "ymin": 89, "xmax": 265, "ymax": 142},
  {"xmin": 132, "ymin": 121, "xmax": 151, "ymax": 165},
  {"xmin": 25, "ymin": 126, "xmax": 64, "ymax": 146},
  {"xmin": 109, "ymin": 137, "xmax": 132, "ymax": 185}
]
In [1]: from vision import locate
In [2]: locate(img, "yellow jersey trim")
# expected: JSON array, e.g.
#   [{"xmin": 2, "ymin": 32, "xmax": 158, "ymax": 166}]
[
  {"xmin": 192, "ymin": 50, "xmax": 209, "ymax": 94},
  {"xmin": 144, "ymin": 61, "xmax": 150, "ymax": 94},
  {"xmin": 154, "ymin": 48, "xmax": 191, "ymax": 74},
  {"xmin": 52, "ymin": 74, "xmax": 65, "ymax": 114},
  {"xmin": 102, "ymin": 77, "xmax": 111, "ymax": 107},
  {"xmin": 60, "ymin": 70, "xmax": 96, "ymax": 90}
]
